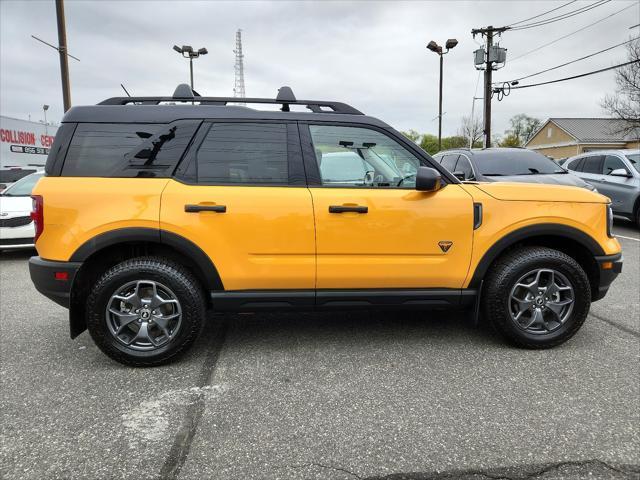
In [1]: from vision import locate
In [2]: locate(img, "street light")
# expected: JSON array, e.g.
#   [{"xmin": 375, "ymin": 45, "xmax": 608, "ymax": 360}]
[
  {"xmin": 43, "ymin": 105, "xmax": 49, "ymax": 135},
  {"xmin": 173, "ymin": 45, "xmax": 208, "ymax": 91},
  {"xmin": 427, "ymin": 38, "xmax": 458, "ymax": 151}
]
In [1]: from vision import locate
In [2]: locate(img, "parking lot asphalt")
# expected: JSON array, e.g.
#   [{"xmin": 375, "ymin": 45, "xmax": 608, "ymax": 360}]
[{"xmin": 1, "ymin": 221, "xmax": 638, "ymax": 480}]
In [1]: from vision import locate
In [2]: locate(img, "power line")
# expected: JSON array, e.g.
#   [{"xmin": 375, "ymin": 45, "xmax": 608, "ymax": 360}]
[
  {"xmin": 506, "ymin": 60, "xmax": 639, "ymax": 90},
  {"xmin": 510, "ymin": 0, "xmax": 611, "ymax": 31},
  {"xmin": 507, "ymin": 0, "xmax": 577, "ymax": 27},
  {"xmin": 496, "ymin": 37, "xmax": 638, "ymax": 85},
  {"xmin": 509, "ymin": 2, "xmax": 638, "ymax": 62}
]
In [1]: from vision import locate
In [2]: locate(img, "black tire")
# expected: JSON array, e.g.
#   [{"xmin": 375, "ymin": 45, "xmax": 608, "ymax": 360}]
[
  {"xmin": 86, "ymin": 257, "xmax": 205, "ymax": 367},
  {"xmin": 482, "ymin": 246, "xmax": 591, "ymax": 349}
]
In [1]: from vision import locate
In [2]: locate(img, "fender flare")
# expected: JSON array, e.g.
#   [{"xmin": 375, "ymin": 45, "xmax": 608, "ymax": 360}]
[
  {"xmin": 468, "ymin": 223, "xmax": 604, "ymax": 288},
  {"xmin": 69, "ymin": 227, "xmax": 223, "ymax": 290}
]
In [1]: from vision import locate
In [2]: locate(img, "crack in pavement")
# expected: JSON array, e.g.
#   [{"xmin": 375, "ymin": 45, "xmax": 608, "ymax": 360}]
[
  {"xmin": 589, "ymin": 311, "xmax": 640, "ymax": 338},
  {"xmin": 359, "ymin": 459, "xmax": 640, "ymax": 480},
  {"xmin": 158, "ymin": 320, "xmax": 227, "ymax": 480},
  {"xmin": 290, "ymin": 462, "xmax": 364, "ymax": 479}
]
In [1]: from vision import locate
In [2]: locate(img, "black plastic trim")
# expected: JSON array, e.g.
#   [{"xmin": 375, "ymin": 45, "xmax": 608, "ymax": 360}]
[
  {"xmin": 69, "ymin": 227, "xmax": 223, "ymax": 291},
  {"xmin": 593, "ymin": 252, "xmax": 623, "ymax": 301},
  {"xmin": 45, "ymin": 122, "xmax": 76, "ymax": 176},
  {"xmin": 211, "ymin": 288, "xmax": 477, "ymax": 311},
  {"xmin": 468, "ymin": 223, "xmax": 606, "ymax": 288},
  {"xmin": 473, "ymin": 203, "xmax": 483, "ymax": 230},
  {"xmin": 29, "ymin": 256, "xmax": 81, "ymax": 308}
]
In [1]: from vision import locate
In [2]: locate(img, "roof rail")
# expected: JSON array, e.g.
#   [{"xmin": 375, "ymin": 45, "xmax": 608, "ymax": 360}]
[{"xmin": 98, "ymin": 84, "xmax": 364, "ymax": 115}]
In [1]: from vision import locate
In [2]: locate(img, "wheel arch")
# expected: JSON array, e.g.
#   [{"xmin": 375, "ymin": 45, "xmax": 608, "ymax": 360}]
[
  {"xmin": 68, "ymin": 228, "xmax": 222, "ymax": 338},
  {"xmin": 469, "ymin": 224, "xmax": 603, "ymax": 298}
]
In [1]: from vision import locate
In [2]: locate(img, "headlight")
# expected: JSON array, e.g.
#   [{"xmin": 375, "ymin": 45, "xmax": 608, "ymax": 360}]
[{"xmin": 606, "ymin": 205, "xmax": 614, "ymax": 238}]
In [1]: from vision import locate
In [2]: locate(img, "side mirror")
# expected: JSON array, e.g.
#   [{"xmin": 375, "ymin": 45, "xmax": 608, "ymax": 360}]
[
  {"xmin": 415, "ymin": 167, "xmax": 442, "ymax": 192},
  {"xmin": 610, "ymin": 168, "xmax": 631, "ymax": 178},
  {"xmin": 452, "ymin": 171, "xmax": 466, "ymax": 181}
]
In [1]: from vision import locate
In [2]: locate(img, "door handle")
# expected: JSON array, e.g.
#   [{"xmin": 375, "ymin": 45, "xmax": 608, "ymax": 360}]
[
  {"xmin": 329, "ymin": 205, "xmax": 368, "ymax": 214},
  {"xmin": 184, "ymin": 204, "xmax": 227, "ymax": 213}
]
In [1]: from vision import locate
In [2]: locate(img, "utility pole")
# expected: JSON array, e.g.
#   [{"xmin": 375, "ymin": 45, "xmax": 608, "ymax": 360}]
[
  {"xmin": 483, "ymin": 28, "xmax": 493, "ymax": 148},
  {"xmin": 55, "ymin": 0, "xmax": 71, "ymax": 112},
  {"xmin": 472, "ymin": 26, "xmax": 508, "ymax": 148}
]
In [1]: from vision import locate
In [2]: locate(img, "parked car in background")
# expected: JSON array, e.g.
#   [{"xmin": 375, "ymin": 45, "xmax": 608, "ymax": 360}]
[
  {"xmin": 564, "ymin": 150, "xmax": 640, "ymax": 227},
  {"xmin": 0, "ymin": 171, "xmax": 43, "ymax": 250},
  {"xmin": 0, "ymin": 168, "xmax": 37, "ymax": 193},
  {"xmin": 432, "ymin": 148, "xmax": 597, "ymax": 191}
]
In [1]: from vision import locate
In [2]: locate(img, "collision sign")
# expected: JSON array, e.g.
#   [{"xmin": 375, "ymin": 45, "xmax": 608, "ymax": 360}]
[{"xmin": 0, "ymin": 115, "xmax": 58, "ymax": 169}]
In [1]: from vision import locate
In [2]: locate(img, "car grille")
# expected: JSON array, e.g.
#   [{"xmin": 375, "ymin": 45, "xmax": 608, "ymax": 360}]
[
  {"xmin": 0, "ymin": 216, "xmax": 32, "ymax": 228},
  {"xmin": 0, "ymin": 237, "xmax": 34, "ymax": 246}
]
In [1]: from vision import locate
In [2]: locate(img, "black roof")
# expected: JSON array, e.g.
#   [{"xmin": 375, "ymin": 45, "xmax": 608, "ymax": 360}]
[{"xmin": 62, "ymin": 84, "xmax": 390, "ymax": 128}]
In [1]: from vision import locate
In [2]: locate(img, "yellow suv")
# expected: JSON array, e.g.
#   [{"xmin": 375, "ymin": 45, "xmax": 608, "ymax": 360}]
[{"xmin": 29, "ymin": 86, "xmax": 622, "ymax": 366}]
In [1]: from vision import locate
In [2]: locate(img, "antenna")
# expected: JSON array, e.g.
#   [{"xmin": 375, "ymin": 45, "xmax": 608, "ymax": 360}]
[
  {"xmin": 120, "ymin": 84, "xmax": 131, "ymax": 97},
  {"xmin": 233, "ymin": 29, "xmax": 246, "ymax": 105}
]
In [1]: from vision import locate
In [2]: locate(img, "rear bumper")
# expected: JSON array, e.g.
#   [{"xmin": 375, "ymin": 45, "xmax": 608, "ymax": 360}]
[
  {"xmin": 29, "ymin": 256, "xmax": 81, "ymax": 308},
  {"xmin": 593, "ymin": 252, "xmax": 623, "ymax": 301}
]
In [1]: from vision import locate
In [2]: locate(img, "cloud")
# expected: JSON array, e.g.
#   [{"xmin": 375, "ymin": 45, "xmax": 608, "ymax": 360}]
[{"xmin": 1, "ymin": 0, "xmax": 637, "ymax": 137}]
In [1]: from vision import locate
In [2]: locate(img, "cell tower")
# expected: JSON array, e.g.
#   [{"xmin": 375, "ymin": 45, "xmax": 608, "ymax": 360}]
[{"xmin": 233, "ymin": 29, "xmax": 246, "ymax": 103}]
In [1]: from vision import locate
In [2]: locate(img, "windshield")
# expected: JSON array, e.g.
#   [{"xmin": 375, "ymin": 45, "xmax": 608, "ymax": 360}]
[
  {"xmin": 477, "ymin": 150, "xmax": 566, "ymax": 176},
  {"xmin": 625, "ymin": 153, "xmax": 640, "ymax": 173},
  {"xmin": 1, "ymin": 172, "xmax": 44, "ymax": 196}
]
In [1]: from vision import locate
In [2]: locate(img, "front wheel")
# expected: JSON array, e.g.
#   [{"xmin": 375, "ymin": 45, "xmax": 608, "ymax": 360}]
[
  {"xmin": 483, "ymin": 246, "xmax": 591, "ymax": 348},
  {"xmin": 86, "ymin": 257, "xmax": 205, "ymax": 367}
]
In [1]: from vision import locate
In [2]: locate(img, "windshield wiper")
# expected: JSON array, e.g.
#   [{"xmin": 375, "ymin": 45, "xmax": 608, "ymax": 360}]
[{"xmin": 483, "ymin": 173, "xmax": 505, "ymax": 176}]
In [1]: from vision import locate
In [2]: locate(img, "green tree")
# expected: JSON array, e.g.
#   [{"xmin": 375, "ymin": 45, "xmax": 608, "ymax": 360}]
[
  {"xmin": 506, "ymin": 114, "xmax": 542, "ymax": 145},
  {"xmin": 419, "ymin": 134, "xmax": 439, "ymax": 154},
  {"xmin": 401, "ymin": 129, "xmax": 422, "ymax": 144},
  {"xmin": 441, "ymin": 136, "xmax": 468, "ymax": 150},
  {"xmin": 499, "ymin": 133, "xmax": 521, "ymax": 147}
]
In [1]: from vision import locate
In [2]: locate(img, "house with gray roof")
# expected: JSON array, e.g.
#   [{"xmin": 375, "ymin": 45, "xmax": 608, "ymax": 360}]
[{"xmin": 525, "ymin": 118, "xmax": 640, "ymax": 159}]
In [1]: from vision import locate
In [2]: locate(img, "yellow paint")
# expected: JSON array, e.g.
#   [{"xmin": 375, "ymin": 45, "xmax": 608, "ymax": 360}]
[
  {"xmin": 160, "ymin": 181, "xmax": 316, "ymax": 290},
  {"xmin": 33, "ymin": 177, "xmax": 621, "ymax": 292},
  {"xmin": 310, "ymin": 185, "xmax": 474, "ymax": 288},
  {"xmin": 33, "ymin": 177, "xmax": 169, "ymax": 261}
]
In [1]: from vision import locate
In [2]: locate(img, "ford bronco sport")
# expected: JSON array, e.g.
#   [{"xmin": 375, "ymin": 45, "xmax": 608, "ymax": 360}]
[{"xmin": 29, "ymin": 85, "xmax": 622, "ymax": 366}]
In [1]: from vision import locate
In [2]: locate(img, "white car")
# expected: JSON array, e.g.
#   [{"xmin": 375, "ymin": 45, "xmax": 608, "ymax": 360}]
[{"xmin": 0, "ymin": 171, "xmax": 43, "ymax": 250}]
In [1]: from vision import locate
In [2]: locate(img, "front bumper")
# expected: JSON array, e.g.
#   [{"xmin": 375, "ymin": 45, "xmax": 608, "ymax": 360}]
[
  {"xmin": 592, "ymin": 252, "xmax": 623, "ymax": 301},
  {"xmin": 29, "ymin": 256, "xmax": 82, "ymax": 308}
]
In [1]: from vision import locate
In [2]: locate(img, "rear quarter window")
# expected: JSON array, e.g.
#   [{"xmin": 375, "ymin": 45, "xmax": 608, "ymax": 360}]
[{"xmin": 61, "ymin": 121, "xmax": 200, "ymax": 177}]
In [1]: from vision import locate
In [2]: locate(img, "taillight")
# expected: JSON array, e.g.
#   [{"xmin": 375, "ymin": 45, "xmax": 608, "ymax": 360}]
[{"xmin": 31, "ymin": 195, "xmax": 44, "ymax": 242}]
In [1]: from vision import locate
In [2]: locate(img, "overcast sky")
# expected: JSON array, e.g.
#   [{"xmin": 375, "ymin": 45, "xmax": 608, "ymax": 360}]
[{"xmin": 1, "ymin": 0, "xmax": 638, "ymax": 137}]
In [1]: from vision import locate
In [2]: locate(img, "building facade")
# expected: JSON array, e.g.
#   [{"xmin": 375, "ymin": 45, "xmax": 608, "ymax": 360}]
[
  {"xmin": 0, "ymin": 115, "xmax": 58, "ymax": 170},
  {"xmin": 525, "ymin": 118, "xmax": 640, "ymax": 159}
]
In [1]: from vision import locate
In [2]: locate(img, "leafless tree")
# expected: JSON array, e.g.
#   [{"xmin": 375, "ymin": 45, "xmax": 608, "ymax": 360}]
[
  {"xmin": 602, "ymin": 38, "xmax": 640, "ymax": 137},
  {"xmin": 458, "ymin": 115, "xmax": 483, "ymax": 147}
]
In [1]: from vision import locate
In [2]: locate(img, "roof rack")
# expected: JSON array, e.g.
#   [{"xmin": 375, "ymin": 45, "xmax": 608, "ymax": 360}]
[{"xmin": 98, "ymin": 84, "xmax": 364, "ymax": 115}]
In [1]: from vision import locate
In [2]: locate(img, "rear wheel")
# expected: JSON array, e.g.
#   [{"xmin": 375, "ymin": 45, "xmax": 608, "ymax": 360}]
[
  {"xmin": 483, "ymin": 246, "xmax": 591, "ymax": 348},
  {"xmin": 86, "ymin": 257, "xmax": 205, "ymax": 367}
]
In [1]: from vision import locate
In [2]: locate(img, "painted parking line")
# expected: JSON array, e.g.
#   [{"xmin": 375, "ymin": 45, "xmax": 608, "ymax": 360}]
[{"xmin": 615, "ymin": 235, "xmax": 640, "ymax": 242}]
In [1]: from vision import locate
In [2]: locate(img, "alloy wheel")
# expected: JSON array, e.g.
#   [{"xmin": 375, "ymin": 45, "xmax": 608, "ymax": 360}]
[
  {"xmin": 508, "ymin": 268, "xmax": 575, "ymax": 334},
  {"xmin": 105, "ymin": 280, "xmax": 182, "ymax": 351}
]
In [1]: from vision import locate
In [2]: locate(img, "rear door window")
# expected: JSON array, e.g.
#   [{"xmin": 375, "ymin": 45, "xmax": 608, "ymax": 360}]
[
  {"xmin": 195, "ymin": 123, "xmax": 289, "ymax": 184},
  {"xmin": 566, "ymin": 157, "xmax": 584, "ymax": 172},
  {"xmin": 582, "ymin": 156, "xmax": 603, "ymax": 174}
]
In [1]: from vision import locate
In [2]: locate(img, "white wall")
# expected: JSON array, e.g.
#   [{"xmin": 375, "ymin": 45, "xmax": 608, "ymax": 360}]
[{"xmin": 0, "ymin": 116, "xmax": 58, "ymax": 169}]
